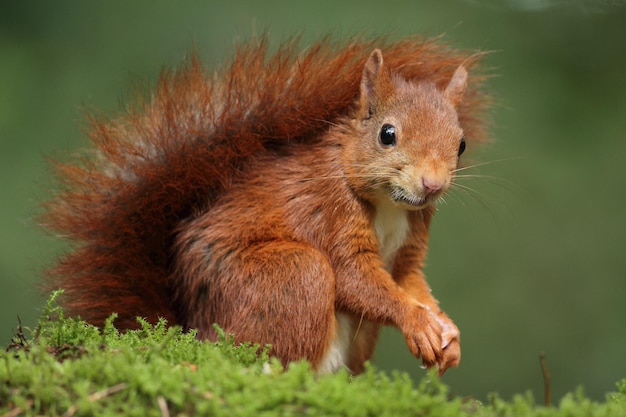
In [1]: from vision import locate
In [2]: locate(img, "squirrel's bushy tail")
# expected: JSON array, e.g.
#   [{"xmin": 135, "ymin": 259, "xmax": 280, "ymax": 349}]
[{"xmin": 42, "ymin": 35, "xmax": 489, "ymax": 330}]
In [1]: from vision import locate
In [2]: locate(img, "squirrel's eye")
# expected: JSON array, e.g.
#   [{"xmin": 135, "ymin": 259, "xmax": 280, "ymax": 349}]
[
  {"xmin": 379, "ymin": 124, "xmax": 396, "ymax": 147},
  {"xmin": 458, "ymin": 137, "xmax": 466, "ymax": 156}
]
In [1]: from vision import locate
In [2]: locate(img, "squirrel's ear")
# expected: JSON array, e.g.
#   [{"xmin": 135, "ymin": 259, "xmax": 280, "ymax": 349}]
[
  {"xmin": 359, "ymin": 49, "xmax": 388, "ymax": 117},
  {"xmin": 361, "ymin": 49, "xmax": 384, "ymax": 99},
  {"xmin": 444, "ymin": 65, "xmax": 468, "ymax": 108}
]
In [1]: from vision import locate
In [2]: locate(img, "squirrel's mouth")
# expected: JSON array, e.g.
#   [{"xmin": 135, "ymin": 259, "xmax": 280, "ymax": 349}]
[{"xmin": 389, "ymin": 188, "xmax": 434, "ymax": 209}]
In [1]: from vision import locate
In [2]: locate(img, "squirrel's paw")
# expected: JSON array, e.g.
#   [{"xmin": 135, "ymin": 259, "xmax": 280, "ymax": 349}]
[
  {"xmin": 401, "ymin": 304, "xmax": 444, "ymax": 369},
  {"xmin": 437, "ymin": 338, "xmax": 461, "ymax": 375},
  {"xmin": 431, "ymin": 311, "xmax": 461, "ymax": 375}
]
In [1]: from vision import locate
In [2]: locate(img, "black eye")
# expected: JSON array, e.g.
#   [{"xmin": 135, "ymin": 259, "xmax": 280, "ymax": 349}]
[
  {"xmin": 458, "ymin": 137, "xmax": 466, "ymax": 156},
  {"xmin": 379, "ymin": 124, "xmax": 396, "ymax": 147}
]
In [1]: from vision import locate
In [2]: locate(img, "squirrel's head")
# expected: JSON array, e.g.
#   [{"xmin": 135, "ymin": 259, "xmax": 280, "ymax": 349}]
[{"xmin": 344, "ymin": 48, "xmax": 468, "ymax": 211}]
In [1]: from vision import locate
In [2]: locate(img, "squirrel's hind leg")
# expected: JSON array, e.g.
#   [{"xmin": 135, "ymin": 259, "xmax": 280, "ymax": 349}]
[{"xmin": 205, "ymin": 241, "xmax": 338, "ymax": 371}]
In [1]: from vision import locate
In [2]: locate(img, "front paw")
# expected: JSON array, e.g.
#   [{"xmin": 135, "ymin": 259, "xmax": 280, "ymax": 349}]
[
  {"xmin": 437, "ymin": 338, "xmax": 460, "ymax": 376},
  {"xmin": 432, "ymin": 311, "xmax": 460, "ymax": 349},
  {"xmin": 401, "ymin": 305, "xmax": 444, "ymax": 368},
  {"xmin": 431, "ymin": 311, "xmax": 460, "ymax": 375}
]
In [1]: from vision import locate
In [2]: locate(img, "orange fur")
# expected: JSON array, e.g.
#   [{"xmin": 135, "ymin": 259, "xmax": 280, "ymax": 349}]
[{"xmin": 42, "ymin": 35, "xmax": 490, "ymax": 374}]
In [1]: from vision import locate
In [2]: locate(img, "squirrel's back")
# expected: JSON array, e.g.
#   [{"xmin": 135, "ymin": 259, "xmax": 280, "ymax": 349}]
[{"xmin": 43, "ymin": 35, "xmax": 488, "ymax": 332}]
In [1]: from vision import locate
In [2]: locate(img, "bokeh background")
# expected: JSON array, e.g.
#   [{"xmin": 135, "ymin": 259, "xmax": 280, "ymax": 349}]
[{"xmin": 1, "ymin": 0, "xmax": 625, "ymax": 403}]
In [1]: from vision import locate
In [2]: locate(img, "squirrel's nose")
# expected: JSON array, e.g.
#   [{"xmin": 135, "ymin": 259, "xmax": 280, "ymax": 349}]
[{"xmin": 422, "ymin": 176, "xmax": 444, "ymax": 195}]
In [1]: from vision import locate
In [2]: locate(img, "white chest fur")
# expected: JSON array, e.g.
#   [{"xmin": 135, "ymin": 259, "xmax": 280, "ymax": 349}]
[{"xmin": 374, "ymin": 203, "xmax": 410, "ymax": 270}]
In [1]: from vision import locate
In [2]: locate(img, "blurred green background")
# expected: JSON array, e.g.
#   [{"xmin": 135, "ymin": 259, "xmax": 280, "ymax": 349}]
[{"xmin": 1, "ymin": 0, "xmax": 625, "ymax": 403}]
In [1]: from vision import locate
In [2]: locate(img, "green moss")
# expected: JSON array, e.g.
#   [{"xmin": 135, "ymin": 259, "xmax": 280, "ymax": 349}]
[{"xmin": 1, "ymin": 292, "xmax": 625, "ymax": 416}]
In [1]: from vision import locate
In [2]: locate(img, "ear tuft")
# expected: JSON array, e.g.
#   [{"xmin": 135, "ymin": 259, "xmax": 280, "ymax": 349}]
[
  {"xmin": 361, "ymin": 49, "xmax": 384, "ymax": 100},
  {"xmin": 444, "ymin": 65, "xmax": 468, "ymax": 108},
  {"xmin": 358, "ymin": 49, "xmax": 388, "ymax": 117}
]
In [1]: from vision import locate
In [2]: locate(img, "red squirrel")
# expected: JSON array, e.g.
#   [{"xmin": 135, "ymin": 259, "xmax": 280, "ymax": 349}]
[{"xmin": 43, "ymin": 36, "xmax": 489, "ymax": 375}]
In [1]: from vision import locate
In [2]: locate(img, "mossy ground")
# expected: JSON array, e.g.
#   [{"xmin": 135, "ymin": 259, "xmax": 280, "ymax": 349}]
[{"xmin": 1, "ymin": 293, "xmax": 625, "ymax": 417}]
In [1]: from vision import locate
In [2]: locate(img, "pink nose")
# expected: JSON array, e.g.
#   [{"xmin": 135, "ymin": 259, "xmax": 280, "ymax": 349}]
[{"xmin": 422, "ymin": 177, "xmax": 444, "ymax": 195}]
